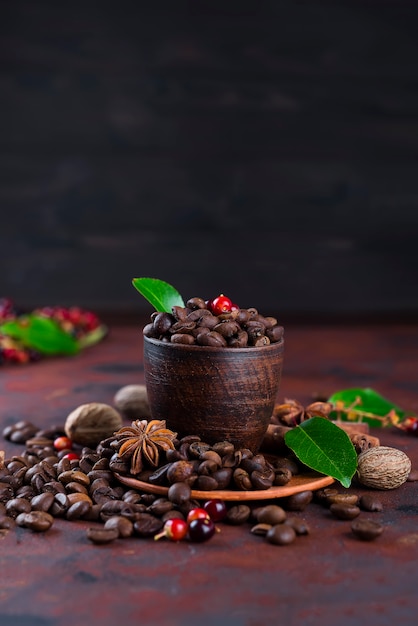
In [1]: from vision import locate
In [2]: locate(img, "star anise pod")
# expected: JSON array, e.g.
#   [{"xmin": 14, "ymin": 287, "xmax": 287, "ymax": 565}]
[
  {"xmin": 272, "ymin": 399, "xmax": 333, "ymax": 427},
  {"xmin": 114, "ymin": 419, "xmax": 177, "ymax": 475}
]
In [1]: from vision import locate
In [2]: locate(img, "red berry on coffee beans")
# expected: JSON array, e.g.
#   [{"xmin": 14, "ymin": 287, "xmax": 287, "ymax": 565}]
[
  {"xmin": 209, "ymin": 294, "xmax": 233, "ymax": 316},
  {"xmin": 62, "ymin": 452, "xmax": 79, "ymax": 461},
  {"xmin": 187, "ymin": 507, "xmax": 210, "ymax": 524},
  {"xmin": 53, "ymin": 436, "xmax": 73, "ymax": 451}
]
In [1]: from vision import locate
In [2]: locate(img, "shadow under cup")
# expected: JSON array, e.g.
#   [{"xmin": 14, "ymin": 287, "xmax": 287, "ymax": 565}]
[{"xmin": 143, "ymin": 335, "xmax": 284, "ymax": 453}]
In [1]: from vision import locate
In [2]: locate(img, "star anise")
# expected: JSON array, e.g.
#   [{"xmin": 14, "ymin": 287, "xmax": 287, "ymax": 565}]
[
  {"xmin": 114, "ymin": 419, "xmax": 177, "ymax": 475},
  {"xmin": 272, "ymin": 399, "xmax": 333, "ymax": 427}
]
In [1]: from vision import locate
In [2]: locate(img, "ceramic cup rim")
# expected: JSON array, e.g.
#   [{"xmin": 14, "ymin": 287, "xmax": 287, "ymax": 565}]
[{"xmin": 143, "ymin": 335, "xmax": 284, "ymax": 354}]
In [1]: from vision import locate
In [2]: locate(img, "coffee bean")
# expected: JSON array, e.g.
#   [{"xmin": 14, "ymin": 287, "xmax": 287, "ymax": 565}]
[
  {"xmin": 225, "ymin": 505, "xmax": 251, "ymax": 525},
  {"xmin": 66, "ymin": 500, "xmax": 92, "ymax": 521},
  {"xmin": 255, "ymin": 505, "xmax": 286, "ymax": 526},
  {"xmin": 122, "ymin": 490, "xmax": 142, "ymax": 505},
  {"xmin": 171, "ymin": 333, "xmax": 196, "ymax": 345},
  {"xmin": 0, "ymin": 515, "xmax": 16, "ymax": 530},
  {"xmin": 16, "ymin": 485, "xmax": 35, "ymax": 499},
  {"xmin": 330, "ymin": 503, "xmax": 361, "ymax": 520},
  {"xmin": 133, "ymin": 513, "xmax": 164, "ymax": 537},
  {"xmin": 153, "ymin": 312, "xmax": 174, "ymax": 335},
  {"xmin": 65, "ymin": 481, "xmax": 89, "ymax": 495},
  {"xmin": 284, "ymin": 490, "xmax": 313, "ymax": 511},
  {"xmin": 266, "ymin": 524, "xmax": 296, "ymax": 546},
  {"xmin": 146, "ymin": 498, "xmax": 174, "ymax": 516},
  {"xmin": 195, "ymin": 475, "xmax": 218, "ymax": 491},
  {"xmin": 326, "ymin": 493, "xmax": 359, "ymax": 507},
  {"xmin": 186, "ymin": 297, "xmax": 206, "ymax": 310},
  {"xmin": 31, "ymin": 492, "xmax": 55, "ymax": 512},
  {"xmin": 351, "ymin": 518, "xmax": 384, "ymax": 541},
  {"xmin": 314, "ymin": 487, "xmax": 339, "ymax": 506},
  {"xmin": 66, "ymin": 492, "xmax": 92, "ymax": 507},
  {"xmin": 196, "ymin": 331, "xmax": 227, "ymax": 347},
  {"xmin": 212, "ymin": 468, "xmax": 232, "ymax": 489},
  {"xmin": 50, "ymin": 492, "xmax": 70, "ymax": 517},
  {"xmin": 0, "ymin": 483, "xmax": 14, "ymax": 503},
  {"xmin": 58, "ymin": 469, "xmax": 90, "ymax": 487},
  {"xmin": 161, "ymin": 510, "xmax": 185, "ymax": 523},
  {"xmin": 42, "ymin": 480, "xmax": 66, "ymax": 495},
  {"xmin": 233, "ymin": 468, "xmax": 252, "ymax": 490},
  {"xmin": 273, "ymin": 467, "xmax": 292, "ymax": 486},
  {"xmin": 86, "ymin": 526, "xmax": 119, "ymax": 544},
  {"xmin": 250, "ymin": 523, "xmax": 272, "ymax": 536},
  {"xmin": 5, "ymin": 497, "xmax": 31, "ymax": 518},
  {"xmin": 104, "ymin": 515, "xmax": 134, "ymax": 538},
  {"xmin": 16, "ymin": 511, "xmax": 54, "ymax": 532}
]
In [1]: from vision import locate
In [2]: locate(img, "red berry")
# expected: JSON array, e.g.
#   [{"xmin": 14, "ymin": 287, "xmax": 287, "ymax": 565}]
[
  {"xmin": 209, "ymin": 294, "xmax": 233, "ymax": 316},
  {"xmin": 403, "ymin": 416, "xmax": 418, "ymax": 436},
  {"xmin": 188, "ymin": 518, "xmax": 216, "ymax": 543},
  {"xmin": 82, "ymin": 311, "xmax": 100, "ymax": 331},
  {"xmin": 53, "ymin": 436, "xmax": 73, "ymax": 451},
  {"xmin": 186, "ymin": 507, "xmax": 210, "ymax": 524},
  {"xmin": 62, "ymin": 452, "xmax": 79, "ymax": 461},
  {"xmin": 230, "ymin": 303, "xmax": 239, "ymax": 312},
  {"xmin": 203, "ymin": 499, "xmax": 227, "ymax": 522},
  {"xmin": 154, "ymin": 518, "xmax": 188, "ymax": 542}
]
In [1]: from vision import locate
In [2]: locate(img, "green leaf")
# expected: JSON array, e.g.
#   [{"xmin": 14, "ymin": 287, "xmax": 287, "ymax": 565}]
[
  {"xmin": 284, "ymin": 417, "xmax": 357, "ymax": 488},
  {"xmin": 328, "ymin": 387, "xmax": 405, "ymax": 427},
  {"xmin": 132, "ymin": 277, "xmax": 185, "ymax": 312},
  {"xmin": 0, "ymin": 315, "xmax": 79, "ymax": 355}
]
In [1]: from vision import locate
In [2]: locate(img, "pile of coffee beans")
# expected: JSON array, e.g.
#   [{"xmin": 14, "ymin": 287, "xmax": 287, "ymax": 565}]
[
  {"xmin": 108, "ymin": 434, "xmax": 298, "ymax": 492},
  {"xmin": 1, "ymin": 419, "xmax": 385, "ymax": 545},
  {"xmin": 143, "ymin": 297, "xmax": 284, "ymax": 347}
]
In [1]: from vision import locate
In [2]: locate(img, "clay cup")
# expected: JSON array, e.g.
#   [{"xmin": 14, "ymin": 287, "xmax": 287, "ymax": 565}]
[{"xmin": 143, "ymin": 336, "xmax": 284, "ymax": 452}]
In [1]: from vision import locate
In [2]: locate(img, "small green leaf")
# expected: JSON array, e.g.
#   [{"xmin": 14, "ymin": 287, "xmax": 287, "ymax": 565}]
[
  {"xmin": 132, "ymin": 277, "xmax": 185, "ymax": 312},
  {"xmin": 0, "ymin": 315, "xmax": 79, "ymax": 355},
  {"xmin": 285, "ymin": 417, "xmax": 357, "ymax": 488},
  {"xmin": 77, "ymin": 324, "xmax": 108, "ymax": 350},
  {"xmin": 328, "ymin": 387, "xmax": 405, "ymax": 427}
]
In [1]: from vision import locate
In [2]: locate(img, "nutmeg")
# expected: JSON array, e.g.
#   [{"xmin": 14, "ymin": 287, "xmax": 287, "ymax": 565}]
[
  {"xmin": 356, "ymin": 446, "xmax": 411, "ymax": 490},
  {"xmin": 64, "ymin": 402, "xmax": 123, "ymax": 447},
  {"xmin": 113, "ymin": 384, "xmax": 151, "ymax": 420}
]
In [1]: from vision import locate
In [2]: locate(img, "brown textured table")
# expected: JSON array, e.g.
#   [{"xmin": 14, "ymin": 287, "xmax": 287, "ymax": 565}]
[{"xmin": 1, "ymin": 321, "xmax": 418, "ymax": 626}]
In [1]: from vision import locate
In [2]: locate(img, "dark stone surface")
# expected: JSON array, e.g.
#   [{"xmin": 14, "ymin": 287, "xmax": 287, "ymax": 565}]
[{"xmin": 1, "ymin": 1, "xmax": 418, "ymax": 317}]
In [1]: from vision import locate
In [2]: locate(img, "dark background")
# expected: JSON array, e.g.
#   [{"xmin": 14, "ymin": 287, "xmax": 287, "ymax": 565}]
[{"xmin": 1, "ymin": 0, "xmax": 418, "ymax": 322}]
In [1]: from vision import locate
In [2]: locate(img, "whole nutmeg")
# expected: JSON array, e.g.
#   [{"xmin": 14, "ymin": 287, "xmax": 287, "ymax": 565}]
[
  {"xmin": 113, "ymin": 384, "xmax": 151, "ymax": 420},
  {"xmin": 65, "ymin": 403, "xmax": 123, "ymax": 447},
  {"xmin": 357, "ymin": 446, "xmax": 411, "ymax": 490}
]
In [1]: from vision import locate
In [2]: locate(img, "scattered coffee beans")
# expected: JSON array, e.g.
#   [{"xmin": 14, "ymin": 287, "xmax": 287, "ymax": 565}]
[{"xmin": 0, "ymin": 419, "xmax": 394, "ymax": 547}]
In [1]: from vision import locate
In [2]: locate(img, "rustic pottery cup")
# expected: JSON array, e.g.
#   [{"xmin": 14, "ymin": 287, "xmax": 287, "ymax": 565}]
[{"xmin": 143, "ymin": 335, "xmax": 284, "ymax": 453}]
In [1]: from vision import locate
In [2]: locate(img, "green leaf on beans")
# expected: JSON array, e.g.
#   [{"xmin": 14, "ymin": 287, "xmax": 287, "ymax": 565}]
[
  {"xmin": 327, "ymin": 387, "xmax": 405, "ymax": 428},
  {"xmin": 132, "ymin": 277, "xmax": 185, "ymax": 312},
  {"xmin": 284, "ymin": 417, "xmax": 357, "ymax": 488},
  {"xmin": 0, "ymin": 315, "xmax": 79, "ymax": 355}
]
